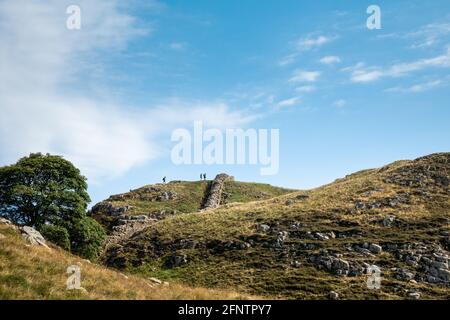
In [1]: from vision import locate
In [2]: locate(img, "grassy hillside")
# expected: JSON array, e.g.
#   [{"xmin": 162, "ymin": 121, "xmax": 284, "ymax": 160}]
[
  {"xmin": 103, "ymin": 153, "xmax": 450, "ymax": 300},
  {"xmin": 0, "ymin": 222, "xmax": 256, "ymax": 300},
  {"xmin": 91, "ymin": 179, "xmax": 292, "ymax": 229}
]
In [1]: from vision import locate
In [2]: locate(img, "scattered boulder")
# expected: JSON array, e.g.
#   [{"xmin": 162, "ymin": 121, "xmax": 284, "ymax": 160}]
[
  {"xmin": 291, "ymin": 260, "xmax": 302, "ymax": 268},
  {"xmin": 165, "ymin": 254, "xmax": 188, "ymax": 268},
  {"xmin": 285, "ymin": 199, "xmax": 294, "ymax": 206},
  {"xmin": 20, "ymin": 226, "xmax": 48, "ymax": 248},
  {"xmin": 314, "ymin": 232, "xmax": 335, "ymax": 241},
  {"xmin": 369, "ymin": 244, "xmax": 383, "ymax": 254},
  {"xmin": 394, "ymin": 268, "xmax": 416, "ymax": 281},
  {"xmin": 382, "ymin": 215, "xmax": 396, "ymax": 227},
  {"xmin": 407, "ymin": 291, "xmax": 421, "ymax": 300},
  {"xmin": 328, "ymin": 291, "xmax": 339, "ymax": 300},
  {"xmin": 257, "ymin": 224, "xmax": 270, "ymax": 232},
  {"xmin": 148, "ymin": 277, "xmax": 162, "ymax": 285},
  {"xmin": 224, "ymin": 241, "xmax": 251, "ymax": 250},
  {"xmin": 156, "ymin": 191, "xmax": 177, "ymax": 201},
  {"xmin": 309, "ymin": 252, "xmax": 366, "ymax": 277}
]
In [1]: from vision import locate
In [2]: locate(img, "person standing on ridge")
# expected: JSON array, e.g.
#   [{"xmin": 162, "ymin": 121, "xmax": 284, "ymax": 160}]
[{"xmin": 162, "ymin": 176, "xmax": 166, "ymax": 183}]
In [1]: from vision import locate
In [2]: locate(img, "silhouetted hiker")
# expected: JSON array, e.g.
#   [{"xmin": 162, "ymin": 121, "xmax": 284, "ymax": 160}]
[
  {"xmin": 162, "ymin": 176, "xmax": 166, "ymax": 183},
  {"xmin": 203, "ymin": 173, "xmax": 206, "ymax": 180},
  {"xmin": 200, "ymin": 173, "xmax": 203, "ymax": 181}
]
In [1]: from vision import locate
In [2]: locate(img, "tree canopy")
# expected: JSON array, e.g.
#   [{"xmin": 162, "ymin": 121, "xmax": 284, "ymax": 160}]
[
  {"xmin": 0, "ymin": 153, "xmax": 89, "ymax": 226},
  {"xmin": 0, "ymin": 153, "xmax": 104, "ymax": 259}
]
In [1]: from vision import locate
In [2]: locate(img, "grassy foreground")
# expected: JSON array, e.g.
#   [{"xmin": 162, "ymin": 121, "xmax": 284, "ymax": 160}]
[{"xmin": 0, "ymin": 223, "xmax": 256, "ymax": 300}]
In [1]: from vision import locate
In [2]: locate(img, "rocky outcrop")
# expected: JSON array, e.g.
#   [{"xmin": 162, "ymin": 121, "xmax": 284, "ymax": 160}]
[
  {"xmin": 201, "ymin": 173, "xmax": 234, "ymax": 210},
  {"xmin": 309, "ymin": 252, "xmax": 366, "ymax": 276},
  {"xmin": 91, "ymin": 201, "xmax": 133, "ymax": 217},
  {"xmin": 383, "ymin": 153, "xmax": 449, "ymax": 189},
  {"xmin": 100, "ymin": 215, "xmax": 156, "ymax": 259},
  {"xmin": 20, "ymin": 226, "xmax": 49, "ymax": 248}
]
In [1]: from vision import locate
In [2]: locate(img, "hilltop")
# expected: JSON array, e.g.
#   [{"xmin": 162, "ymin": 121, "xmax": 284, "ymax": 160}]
[{"xmin": 98, "ymin": 153, "xmax": 450, "ymax": 300}]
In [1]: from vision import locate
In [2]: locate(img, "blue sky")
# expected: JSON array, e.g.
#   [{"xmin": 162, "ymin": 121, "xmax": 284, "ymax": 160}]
[{"xmin": 1, "ymin": 0, "xmax": 449, "ymax": 205}]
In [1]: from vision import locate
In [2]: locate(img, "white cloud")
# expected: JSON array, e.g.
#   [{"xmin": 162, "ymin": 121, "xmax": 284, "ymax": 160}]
[
  {"xmin": 333, "ymin": 99, "xmax": 346, "ymax": 108},
  {"xmin": 0, "ymin": 0, "xmax": 252, "ymax": 182},
  {"xmin": 169, "ymin": 42, "xmax": 186, "ymax": 51},
  {"xmin": 296, "ymin": 35, "xmax": 333, "ymax": 51},
  {"xmin": 385, "ymin": 80, "xmax": 442, "ymax": 93},
  {"xmin": 279, "ymin": 34, "xmax": 335, "ymax": 66},
  {"xmin": 276, "ymin": 97, "xmax": 300, "ymax": 108},
  {"xmin": 345, "ymin": 48, "xmax": 450, "ymax": 83},
  {"xmin": 289, "ymin": 70, "xmax": 321, "ymax": 83},
  {"xmin": 295, "ymin": 85, "xmax": 316, "ymax": 93},
  {"xmin": 278, "ymin": 54, "xmax": 297, "ymax": 66},
  {"xmin": 320, "ymin": 55, "xmax": 341, "ymax": 65},
  {"xmin": 408, "ymin": 23, "xmax": 450, "ymax": 49}
]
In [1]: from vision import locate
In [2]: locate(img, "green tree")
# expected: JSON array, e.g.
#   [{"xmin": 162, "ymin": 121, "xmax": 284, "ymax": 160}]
[
  {"xmin": 67, "ymin": 217, "xmax": 106, "ymax": 259},
  {"xmin": 0, "ymin": 153, "xmax": 89, "ymax": 226},
  {"xmin": 0, "ymin": 153, "xmax": 105, "ymax": 259},
  {"xmin": 39, "ymin": 224, "xmax": 71, "ymax": 251}
]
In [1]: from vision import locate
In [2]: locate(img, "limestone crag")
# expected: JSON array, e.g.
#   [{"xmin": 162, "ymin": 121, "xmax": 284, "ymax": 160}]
[{"xmin": 100, "ymin": 215, "xmax": 156, "ymax": 259}]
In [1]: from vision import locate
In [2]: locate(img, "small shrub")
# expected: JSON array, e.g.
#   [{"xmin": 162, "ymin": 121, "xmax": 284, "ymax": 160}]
[
  {"xmin": 67, "ymin": 217, "xmax": 106, "ymax": 260},
  {"xmin": 39, "ymin": 225, "xmax": 71, "ymax": 251}
]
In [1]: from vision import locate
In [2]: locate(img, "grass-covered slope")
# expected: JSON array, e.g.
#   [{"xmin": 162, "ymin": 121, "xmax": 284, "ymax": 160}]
[
  {"xmin": 91, "ymin": 179, "xmax": 292, "ymax": 229},
  {"xmin": 0, "ymin": 222, "xmax": 255, "ymax": 300},
  {"xmin": 104, "ymin": 153, "xmax": 450, "ymax": 300}
]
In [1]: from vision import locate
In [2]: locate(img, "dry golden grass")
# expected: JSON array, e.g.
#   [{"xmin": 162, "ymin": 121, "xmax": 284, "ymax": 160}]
[{"xmin": 0, "ymin": 224, "xmax": 258, "ymax": 300}]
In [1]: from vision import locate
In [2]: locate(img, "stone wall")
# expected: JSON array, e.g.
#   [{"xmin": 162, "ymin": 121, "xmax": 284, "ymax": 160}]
[{"xmin": 201, "ymin": 173, "xmax": 234, "ymax": 210}]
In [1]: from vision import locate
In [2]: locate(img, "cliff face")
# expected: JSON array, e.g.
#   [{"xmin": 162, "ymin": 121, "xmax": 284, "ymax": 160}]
[{"xmin": 99, "ymin": 153, "xmax": 450, "ymax": 300}]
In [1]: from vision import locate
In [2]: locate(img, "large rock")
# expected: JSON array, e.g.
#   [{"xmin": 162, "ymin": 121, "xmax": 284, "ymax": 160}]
[
  {"xmin": 165, "ymin": 254, "xmax": 188, "ymax": 268},
  {"xmin": 0, "ymin": 217, "xmax": 16, "ymax": 229},
  {"xmin": 20, "ymin": 226, "xmax": 48, "ymax": 248},
  {"xmin": 91, "ymin": 202, "xmax": 132, "ymax": 217},
  {"xmin": 369, "ymin": 244, "xmax": 383, "ymax": 254}
]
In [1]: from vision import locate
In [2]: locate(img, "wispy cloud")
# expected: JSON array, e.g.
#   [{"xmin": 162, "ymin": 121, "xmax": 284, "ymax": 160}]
[
  {"xmin": 320, "ymin": 55, "xmax": 341, "ymax": 65},
  {"xmin": 295, "ymin": 85, "xmax": 316, "ymax": 93},
  {"xmin": 376, "ymin": 22, "xmax": 450, "ymax": 49},
  {"xmin": 289, "ymin": 70, "xmax": 321, "ymax": 83},
  {"xmin": 278, "ymin": 54, "xmax": 297, "ymax": 67},
  {"xmin": 385, "ymin": 80, "xmax": 443, "ymax": 93},
  {"xmin": 333, "ymin": 99, "xmax": 346, "ymax": 108},
  {"xmin": 279, "ymin": 34, "xmax": 336, "ymax": 66},
  {"xmin": 407, "ymin": 23, "xmax": 450, "ymax": 49},
  {"xmin": 168, "ymin": 42, "xmax": 186, "ymax": 51},
  {"xmin": 344, "ymin": 48, "xmax": 450, "ymax": 83},
  {"xmin": 296, "ymin": 35, "xmax": 333, "ymax": 51},
  {"xmin": 276, "ymin": 97, "xmax": 300, "ymax": 108}
]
